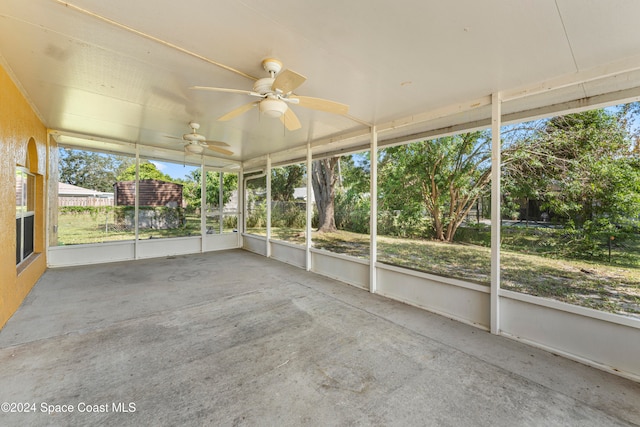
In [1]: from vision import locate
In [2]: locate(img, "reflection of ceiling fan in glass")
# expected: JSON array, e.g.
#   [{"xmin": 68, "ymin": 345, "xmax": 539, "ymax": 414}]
[
  {"xmin": 191, "ymin": 58, "xmax": 349, "ymax": 131},
  {"xmin": 165, "ymin": 121, "xmax": 233, "ymax": 156}
]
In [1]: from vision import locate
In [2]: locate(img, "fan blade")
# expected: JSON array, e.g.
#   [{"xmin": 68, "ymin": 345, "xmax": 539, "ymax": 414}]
[
  {"xmin": 205, "ymin": 146, "xmax": 234, "ymax": 156},
  {"xmin": 280, "ymin": 106, "xmax": 301, "ymax": 131},
  {"xmin": 203, "ymin": 140, "xmax": 230, "ymax": 147},
  {"xmin": 165, "ymin": 135, "xmax": 184, "ymax": 140},
  {"xmin": 272, "ymin": 69, "xmax": 306, "ymax": 94},
  {"xmin": 292, "ymin": 95, "xmax": 349, "ymax": 115},
  {"xmin": 218, "ymin": 102, "xmax": 259, "ymax": 121},
  {"xmin": 190, "ymin": 86, "xmax": 263, "ymax": 97}
]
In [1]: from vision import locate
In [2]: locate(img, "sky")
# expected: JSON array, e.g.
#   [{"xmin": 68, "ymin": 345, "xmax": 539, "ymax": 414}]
[{"xmin": 149, "ymin": 160, "xmax": 198, "ymax": 180}]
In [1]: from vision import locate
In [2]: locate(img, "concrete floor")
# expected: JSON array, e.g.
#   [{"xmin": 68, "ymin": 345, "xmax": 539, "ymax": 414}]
[{"xmin": 0, "ymin": 250, "xmax": 639, "ymax": 426}]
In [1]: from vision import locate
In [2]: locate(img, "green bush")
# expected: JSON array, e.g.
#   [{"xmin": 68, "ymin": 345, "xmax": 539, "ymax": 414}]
[
  {"xmin": 335, "ymin": 191, "xmax": 370, "ymax": 234},
  {"xmin": 378, "ymin": 210, "xmax": 431, "ymax": 238},
  {"xmin": 271, "ymin": 201, "xmax": 306, "ymax": 228},
  {"xmin": 453, "ymin": 224, "xmax": 491, "ymax": 246},
  {"xmin": 498, "ymin": 220, "xmax": 639, "ymax": 266},
  {"xmin": 223, "ymin": 215, "xmax": 238, "ymax": 230},
  {"xmin": 246, "ymin": 202, "xmax": 267, "ymax": 228}
]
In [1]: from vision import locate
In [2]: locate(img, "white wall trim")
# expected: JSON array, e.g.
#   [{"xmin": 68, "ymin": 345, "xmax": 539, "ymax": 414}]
[
  {"xmin": 309, "ymin": 247, "xmax": 370, "ymax": 265},
  {"xmin": 376, "ymin": 262, "xmax": 489, "ymax": 293},
  {"xmin": 500, "ymin": 289, "xmax": 640, "ymax": 329},
  {"xmin": 499, "ymin": 331, "xmax": 640, "ymax": 383},
  {"xmin": 269, "ymin": 238, "xmax": 305, "ymax": 250}
]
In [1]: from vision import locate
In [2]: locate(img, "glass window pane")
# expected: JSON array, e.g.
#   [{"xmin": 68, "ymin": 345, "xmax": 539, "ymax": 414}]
[
  {"xmin": 26, "ymin": 173, "xmax": 35, "ymax": 213},
  {"xmin": 16, "ymin": 216, "xmax": 21, "ymax": 264},
  {"xmin": 16, "ymin": 170, "xmax": 25, "ymax": 217},
  {"xmin": 16, "ymin": 168, "xmax": 35, "ymax": 264}
]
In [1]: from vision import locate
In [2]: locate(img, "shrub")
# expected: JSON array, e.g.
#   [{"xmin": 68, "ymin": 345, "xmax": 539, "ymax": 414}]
[
  {"xmin": 335, "ymin": 191, "xmax": 370, "ymax": 234},
  {"xmin": 378, "ymin": 210, "xmax": 431, "ymax": 238},
  {"xmin": 271, "ymin": 201, "xmax": 306, "ymax": 228}
]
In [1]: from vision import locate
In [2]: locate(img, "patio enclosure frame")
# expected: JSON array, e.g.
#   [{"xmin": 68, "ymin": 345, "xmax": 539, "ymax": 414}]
[{"xmin": 48, "ymin": 85, "xmax": 640, "ymax": 382}]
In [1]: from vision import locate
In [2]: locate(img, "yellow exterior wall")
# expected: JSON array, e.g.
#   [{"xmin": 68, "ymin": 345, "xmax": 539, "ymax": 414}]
[{"xmin": 0, "ymin": 64, "xmax": 50, "ymax": 329}]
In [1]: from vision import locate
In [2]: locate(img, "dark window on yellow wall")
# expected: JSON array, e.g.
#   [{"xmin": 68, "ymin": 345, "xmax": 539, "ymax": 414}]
[{"xmin": 16, "ymin": 168, "xmax": 35, "ymax": 265}]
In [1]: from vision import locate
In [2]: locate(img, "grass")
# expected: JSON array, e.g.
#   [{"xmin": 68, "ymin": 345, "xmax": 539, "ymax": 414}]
[
  {"xmin": 253, "ymin": 227, "xmax": 640, "ymax": 318},
  {"xmin": 58, "ymin": 210, "xmax": 240, "ymax": 245},
  {"xmin": 57, "ymin": 211, "xmax": 203, "ymax": 244}
]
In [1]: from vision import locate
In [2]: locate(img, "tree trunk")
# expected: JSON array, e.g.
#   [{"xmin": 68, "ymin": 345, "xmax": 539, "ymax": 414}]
[{"xmin": 311, "ymin": 158, "xmax": 339, "ymax": 233}]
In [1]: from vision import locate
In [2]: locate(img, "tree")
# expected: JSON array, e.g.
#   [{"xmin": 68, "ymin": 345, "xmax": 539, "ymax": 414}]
[
  {"xmin": 116, "ymin": 161, "xmax": 173, "ymax": 182},
  {"xmin": 59, "ymin": 149, "xmax": 133, "ymax": 192},
  {"xmin": 271, "ymin": 165, "xmax": 305, "ymax": 201},
  {"xmin": 379, "ymin": 131, "xmax": 492, "ymax": 242},
  {"xmin": 338, "ymin": 154, "xmax": 370, "ymax": 194},
  {"xmin": 503, "ymin": 108, "xmax": 640, "ymax": 226},
  {"xmin": 311, "ymin": 157, "xmax": 340, "ymax": 232},
  {"xmin": 333, "ymin": 154, "xmax": 371, "ymax": 233},
  {"xmin": 182, "ymin": 169, "xmax": 237, "ymax": 210}
]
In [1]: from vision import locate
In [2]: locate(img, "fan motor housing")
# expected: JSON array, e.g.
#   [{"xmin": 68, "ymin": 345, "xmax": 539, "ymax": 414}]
[
  {"xmin": 184, "ymin": 133, "xmax": 205, "ymax": 142},
  {"xmin": 253, "ymin": 78, "xmax": 275, "ymax": 95}
]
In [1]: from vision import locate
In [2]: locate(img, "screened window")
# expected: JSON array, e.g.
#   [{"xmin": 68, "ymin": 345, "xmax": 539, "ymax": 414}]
[
  {"xmin": 245, "ymin": 175, "xmax": 267, "ymax": 236},
  {"xmin": 16, "ymin": 168, "xmax": 35, "ymax": 264},
  {"xmin": 204, "ymin": 171, "xmax": 239, "ymax": 234}
]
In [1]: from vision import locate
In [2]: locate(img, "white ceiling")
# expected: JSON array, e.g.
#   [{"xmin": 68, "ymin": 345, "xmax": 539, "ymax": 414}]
[{"xmin": 2, "ymin": 0, "xmax": 640, "ymax": 167}]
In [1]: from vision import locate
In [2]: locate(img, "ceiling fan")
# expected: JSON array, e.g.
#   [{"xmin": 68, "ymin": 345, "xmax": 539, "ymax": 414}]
[
  {"xmin": 165, "ymin": 121, "xmax": 234, "ymax": 156},
  {"xmin": 191, "ymin": 58, "xmax": 349, "ymax": 131}
]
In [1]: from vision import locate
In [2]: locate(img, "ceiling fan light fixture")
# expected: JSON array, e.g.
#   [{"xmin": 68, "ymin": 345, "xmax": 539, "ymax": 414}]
[
  {"xmin": 260, "ymin": 98, "xmax": 287, "ymax": 118},
  {"xmin": 185, "ymin": 143, "xmax": 204, "ymax": 154}
]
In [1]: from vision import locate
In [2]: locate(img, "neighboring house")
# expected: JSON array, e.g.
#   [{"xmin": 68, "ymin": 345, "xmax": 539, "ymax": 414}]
[
  {"xmin": 58, "ymin": 183, "xmax": 114, "ymax": 207},
  {"xmin": 293, "ymin": 187, "xmax": 315, "ymax": 203},
  {"xmin": 114, "ymin": 179, "xmax": 184, "ymax": 229},
  {"xmin": 114, "ymin": 179, "xmax": 183, "ymax": 207}
]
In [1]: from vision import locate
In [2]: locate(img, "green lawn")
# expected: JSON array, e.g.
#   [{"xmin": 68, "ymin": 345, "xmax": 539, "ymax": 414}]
[
  {"xmin": 255, "ymin": 227, "xmax": 640, "ymax": 318},
  {"xmin": 57, "ymin": 211, "xmax": 202, "ymax": 245}
]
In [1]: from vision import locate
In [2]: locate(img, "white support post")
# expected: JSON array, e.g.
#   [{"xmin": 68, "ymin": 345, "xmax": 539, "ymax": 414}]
[
  {"xmin": 134, "ymin": 145, "xmax": 140, "ymax": 259},
  {"xmin": 369, "ymin": 126, "xmax": 378, "ymax": 293},
  {"xmin": 219, "ymin": 171, "xmax": 224, "ymax": 234},
  {"xmin": 45, "ymin": 131, "xmax": 52, "ymax": 252},
  {"xmin": 238, "ymin": 167, "xmax": 244, "ymax": 248},
  {"xmin": 490, "ymin": 92, "xmax": 502, "ymax": 335},
  {"xmin": 200, "ymin": 159, "xmax": 206, "ymax": 251},
  {"xmin": 306, "ymin": 142, "xmax": 313, "ymax": 271},
  {"xmin": 266, "ymin": 154, "xmax": 272, "ymax": 258}
]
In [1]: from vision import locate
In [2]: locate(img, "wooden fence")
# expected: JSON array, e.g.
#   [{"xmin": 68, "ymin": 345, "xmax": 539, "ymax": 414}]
[{"xmin": 58, "ymin": 197, "xmax": 114, "ymax": 207}]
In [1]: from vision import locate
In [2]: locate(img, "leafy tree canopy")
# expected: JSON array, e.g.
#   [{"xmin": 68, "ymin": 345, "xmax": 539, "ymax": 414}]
[
  {"xmin": 182, "ymin": 169, "xmax": 238, "ymax": 210},
  {"xmin": 379, "ymin": 131, "xmax": 492, "ymax": 242},
  {"xmin": 503, "ymin": 108, "xmax": 639, "ymax": 225},
  {"xmin": 271, "ymin": 164, "xmax": 305, "ymax": 201},
  {"xmin": 59, "ymin": 148, "xmax": 133, "ymax": 192},
  {"xmin": 116, "ymin": 161, "xmax": 174, "ymax": 182}
]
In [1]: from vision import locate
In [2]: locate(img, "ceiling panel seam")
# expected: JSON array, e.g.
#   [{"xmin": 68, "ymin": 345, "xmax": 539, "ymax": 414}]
[
  {"xmin": 554, "ymin": 0, "xmax": 580, "ymax": 73},
  {"xmin": 52, "ymin": 0, "xmax": 258, "ymax": 81}
]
